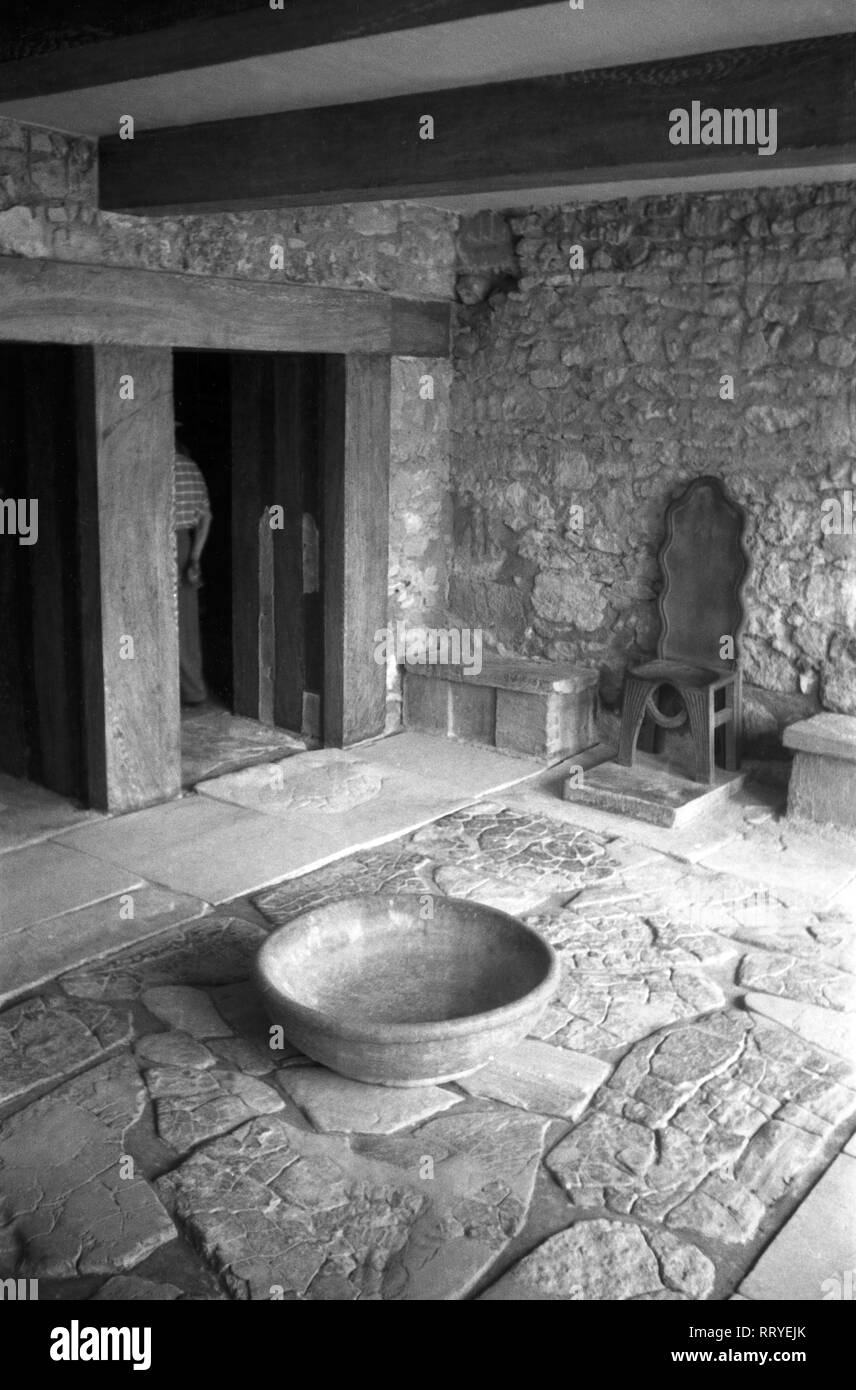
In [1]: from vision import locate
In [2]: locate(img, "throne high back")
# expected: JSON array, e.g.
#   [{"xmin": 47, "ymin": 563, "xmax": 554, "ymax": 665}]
[
  {"xmin": 617, "ymin": 475, "xmax": 749, "ymax": 784},
  {"xmin": 658, "ymin": 475, "xmax": 748, "ymax": 670}
]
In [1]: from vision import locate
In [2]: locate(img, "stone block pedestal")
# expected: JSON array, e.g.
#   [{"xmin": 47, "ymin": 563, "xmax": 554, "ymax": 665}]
[
  {"xmin": 403, "ymin": 657, "xmax": 599, "ymax": 762},
  {"xmin": 783, "ymin": 713, "xmax": 856, "ymax": 830},
  {"xmin": 564, "ymin": 752, "xmax": 745, "ymax": 828}
]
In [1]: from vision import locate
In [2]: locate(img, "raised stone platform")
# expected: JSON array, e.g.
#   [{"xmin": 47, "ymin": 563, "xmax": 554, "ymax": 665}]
[
  {"xmin": 784, "ymin": 712, "xmax": 856, "ymax": 831},
  {"xmin": 403, "ymin": 656, "xmax": 599, "ymax": 762},
  {"xmin": 563, "ymin": 752, "xmax": 746, "ymax": 828}
]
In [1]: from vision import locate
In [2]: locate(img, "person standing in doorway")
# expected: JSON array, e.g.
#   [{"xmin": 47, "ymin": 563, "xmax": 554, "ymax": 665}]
[{"xmin": 174, "ymin": 432, "xmax": 212, "ymax": 705}]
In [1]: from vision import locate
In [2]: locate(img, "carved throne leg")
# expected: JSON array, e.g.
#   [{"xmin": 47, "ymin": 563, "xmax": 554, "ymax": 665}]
[
  {"xmin": 723, "ymin": 683, "xmax": 736, "ymax": 771},
  {"xmin": 617, "ymin": 677, "xmax": 651, "ymax": 768},
  {"xmin": 725, "ymin": 670, "xmax": 743, "ymax": 771},
  {"xmin": 683, "ymin": 686, "xmax": 716, "ymax": 784}
]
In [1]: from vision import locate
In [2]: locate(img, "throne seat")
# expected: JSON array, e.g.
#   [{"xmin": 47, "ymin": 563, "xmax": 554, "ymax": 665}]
[{"xmin": 627, "ymin": 660, "xmax": 734, "ymax": 690}]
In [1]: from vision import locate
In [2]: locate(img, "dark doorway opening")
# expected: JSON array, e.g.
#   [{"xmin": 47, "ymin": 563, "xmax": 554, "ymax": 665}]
[
  {"xmin": 172, "ymin": 349, "xmax": 325, "ymax": 784},
  {"xmin": 0, "ymin": 343, "xmax": 87, "ymax": 801},
  {"xmin": 173, "ymin": 350, "xmax": 233, "ymax": 706}
]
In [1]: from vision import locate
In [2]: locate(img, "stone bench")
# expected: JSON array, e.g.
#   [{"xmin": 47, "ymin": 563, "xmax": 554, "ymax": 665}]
[
  {"xmin": 783, "ymin": 712, "xmax": 856, "ymax": 830},
  {"xmin": 403, "ymin": 656, "xmax": 599, "ymax": 761}
]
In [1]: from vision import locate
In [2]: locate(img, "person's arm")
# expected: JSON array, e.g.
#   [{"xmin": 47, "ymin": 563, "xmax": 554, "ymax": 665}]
[{"xmin": 186, "ymin": 511, "xmax": 211, "ymax": 585}]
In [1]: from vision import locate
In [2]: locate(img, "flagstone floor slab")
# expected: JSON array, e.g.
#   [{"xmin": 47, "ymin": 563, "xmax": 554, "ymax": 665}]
[
  {"xmin": 181, "ymin": 704, "xmax": 306, "ymax": 788},
  {"xmin": 695, "ymin": 822, "xmax": 856, "ymax": 906},
  {"xmin": 738, "ymin": 1153, "xmax": 856, "ymax": 1301},
  {"xmin": 277, "ymin": 1065, "xmax": 460, "ymax": 1134},
  {"xmin": 194, "ymin": 748, "xmax": 479, "ymax": 862},
  {"xmin": 457, "ymin": 1039, "xmax": 610, "ymax": 1119},
  {"xmin": 738, "ymin": 950, "xmax": 856, "ymax": 1012},
  {"xmin": 0, "ymin": 886, "xmax": 210, "ymax": 1010},
  {"xmin": 348, "ymin": 731, "xmax": 544, "ymax": 794},
  {"xmin": 141, "ymin": 985, "xmax": 234, "ymax": 1038},
  {"xmin": 56, "ymin": 738, "xmax": 547, "ymax": 904},
  {"xmin": 0, "ymin": 994, "xmax": 131, "ymax": 1109},
  {"xmin": 159, "ymin": 1108, "xmax": 548, "ymax": 1300},
  {"xmin": 54, "ymin": 796, "xmax": 326, "ymax": 902},
  {"xmin": 143, "ymin": 1061, "xmax": 285, "ymax": 1154},
  {"xmin": 480, "ymin": 1218, "xmax": 714, "ymax": 1301},
  {"xmin": 0, "ymin": 774, "xmax": 102, "ymax": 854},
  {"xmin": 0, "ymin": 841, "xmax": 144, "ymax": 937},
  {"xmin": 91, "ymin": 1275, "xmax": 183, "ymax": 1301},
  {"xmin": 744, "ymin": 993, "xmax": 856, "ymax": 1061},
  {"xmin": 546, "ymin": 1008, "xmax": 856, "ymax": 1245},
  {"xmin": 0, "ymin": 1055, "xmax": 175, "ymax": 1279},
  {"xmin": 60, "ymin": 916, "xmax": 268, "ymax": 1000}
]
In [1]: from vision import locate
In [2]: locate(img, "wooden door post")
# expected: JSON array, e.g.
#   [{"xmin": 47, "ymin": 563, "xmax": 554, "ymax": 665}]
[
  {"xmin": 76, "ymin": 345, "xmax": 179, "ymax": 811},
  {"xmin": 322, "ymin": 354, "xmax": 390, "ymax": 747}
]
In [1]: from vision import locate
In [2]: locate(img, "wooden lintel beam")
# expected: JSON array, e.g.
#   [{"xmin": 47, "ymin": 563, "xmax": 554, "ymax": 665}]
[
  {"xmin": 0, "ymin": 1, "xmax": 549, "ymax": 101},
  {"xmin": 97, "ymin": 35, "xmax": 856, "ymax": 213},
  {"xmin": 0, "ymin": 256, "xmax": 451, "ymax": 357}
]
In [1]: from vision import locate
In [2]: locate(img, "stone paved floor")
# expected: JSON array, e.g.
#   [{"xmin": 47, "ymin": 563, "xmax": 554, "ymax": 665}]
[{"xmin": 0, "ymin": 790, "xmax": 854, "ymax": 1301}]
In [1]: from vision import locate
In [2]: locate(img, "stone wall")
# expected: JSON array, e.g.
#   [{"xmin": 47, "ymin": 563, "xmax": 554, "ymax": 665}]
[
  {"xmin": 0, "ymin": 116, "xmax": 457, "ymax": 720},
  {"xmin": 450, "ymin": 188, "xmax": 856, "ymax": 750},
  {"xmin": 0, "ymin": 117, "xmax": 456, "ymax": 297}
]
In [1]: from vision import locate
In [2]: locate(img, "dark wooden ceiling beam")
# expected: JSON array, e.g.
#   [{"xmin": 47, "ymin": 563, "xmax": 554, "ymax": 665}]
[
  {"xmin": 97, "ymin": 34, "xmax": 856, "ymax": 214},
  {"xmin": 0, "ymin": 0, "xmax": 550, "ymax": 100}
]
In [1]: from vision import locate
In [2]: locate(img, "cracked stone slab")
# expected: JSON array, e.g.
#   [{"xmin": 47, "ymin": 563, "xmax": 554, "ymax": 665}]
[
  {"xmin": 254, "ymin": 842, "xmax": 438, "ymax": 925},
  {"xmin": 561, "ymin": 844, "xmax": 762, "ymax": 932},
  {"xmin": 729, "ymin": 901, "xmax": 856, "ymax": 976},
  {"xmin": 141, "ymin": 986, "xmax": 233, "ymax": 1039},
  {"xmin": 0, "ymin": 994, "xmax": 131, "ymax": 1107},
  {"xmin": 0, "ymin": 1056, "xmax": 175, "ymax": 1278},
  {"xmin": 546, "ymin": 1009, "xmax": 856, "ymax": 1244},
  {"xmin": 159, "ymin": 1108, "xmax": 547, "ymax": 1300},
  {"xmin": 143, "ymin": 1063, "xmax": 284, "ymax": 1154},
  {"xmin": 480, "ymin": 1218, "xmax": 714, "ymax": 1300},
  {"xmin": 277, "ymin": 1065, "xmax": 459, "ymax": 1134},
  {"xmin": 90, "ymin": 1276, "xmax": 182, "ymax": 1301},
  {"xmin": 738, "ymin": 1152, "xmax": 856, "ymax": 1301},
  {"xmin": 134, "ymin": 1032, "xmax": 216, "ymax": 1070},
  {"xmin": 205, "ymin": 981, "xmax": 304, "ymax": 1066},
  {"xmin": 526, "ymin": 900, "xmax": 737, "ymax": 974},
  {"xmin": 0, "ymin": 886, "xmax": 210, "ymax": 1010},
  {"xmin": 457, "ymin": 1039, "xmax": 610, "ymax": 1118},
  {"xmin": 430, "ymin": 863, "xmax": 559, "ymax": 915},
  {"xmin": 60, "ymin": 915, "xmax": 268, "ymax": 1000},
  {"xmin": 744, "ymin": 993, "xmax": 856, "ymax": 1061},
  {"xmin": 531, "ymin": 964, "xmax": 725, "ymax": 1055},
  {"xmin": 569, "ymin": 846, "xmax": 853, "ymax": 973},
  {"xmin": 738, "ymin": 951, "xmax": 856, "ymax": 1012},
  {"xmin": 207, "ymin": 1036, "xmax": 280, "ymax": 1076},
  {"xmin": 409, "ymin": 802, "xmax": 610, "ymax": 899},
  {"xmin": 254, "ymin": 805, "xmax": 613, "ymax": 926}
]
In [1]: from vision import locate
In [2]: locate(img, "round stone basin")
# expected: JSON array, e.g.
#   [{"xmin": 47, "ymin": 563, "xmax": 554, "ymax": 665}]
[{"xmin": 255, "ymin": 893, "xmax": 559, "ymax": 1087}]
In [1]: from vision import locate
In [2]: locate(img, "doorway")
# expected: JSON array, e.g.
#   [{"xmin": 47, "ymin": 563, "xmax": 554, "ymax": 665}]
[
  {"xmin": 0, "ymin": 343, "xmax": 87, "ymax": 802},
  {"xmin": 172, "ymin": 349, "xmax": 325, "ymax": 786}
]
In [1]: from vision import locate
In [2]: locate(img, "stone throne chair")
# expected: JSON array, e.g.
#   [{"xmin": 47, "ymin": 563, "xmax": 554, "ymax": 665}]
[{"xmin": 616, "ymin": 475, "xmax": 749, "ymax": 785}]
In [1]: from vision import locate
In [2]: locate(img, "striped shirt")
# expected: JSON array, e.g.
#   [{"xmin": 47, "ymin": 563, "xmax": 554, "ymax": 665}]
[{"xmin": 174, "ymin": 450, "xmax": 212, "ymax": 530}]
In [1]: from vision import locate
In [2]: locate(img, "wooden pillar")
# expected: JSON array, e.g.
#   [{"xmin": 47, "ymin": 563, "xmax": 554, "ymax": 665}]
[
  {"xmin": 273, "ymin": 356, "xmax": 315, "ymax": 734},
  {"xmin": 322, "ymin": 354, "xmax": 390, "ymax": 747},
  {"xmin": 76, "ymin": 345, "xmax": 179, "ymax": 811}
]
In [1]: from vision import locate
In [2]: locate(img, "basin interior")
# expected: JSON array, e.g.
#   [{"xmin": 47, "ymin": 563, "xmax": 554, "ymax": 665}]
[{"xmin": 262, "ymin": 896, "xmax": 553, "ymax": 1027}]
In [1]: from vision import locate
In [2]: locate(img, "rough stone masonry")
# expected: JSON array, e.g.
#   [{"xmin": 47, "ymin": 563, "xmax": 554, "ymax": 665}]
[{"xmin": 450, "ymin": 187, "xmax": 856, "ymax": 753}]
